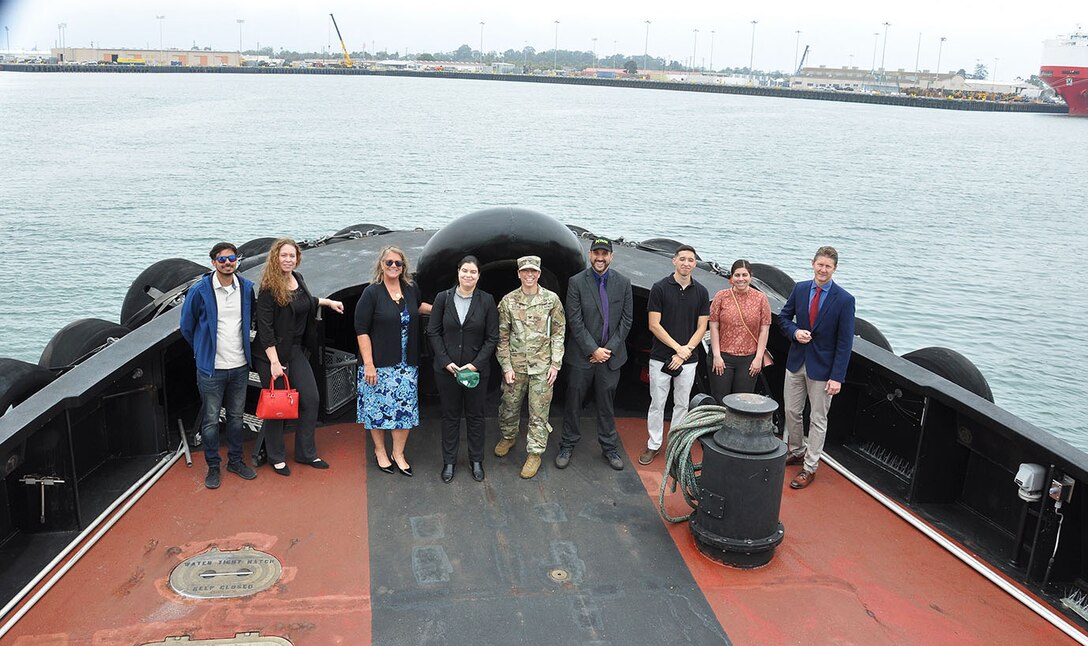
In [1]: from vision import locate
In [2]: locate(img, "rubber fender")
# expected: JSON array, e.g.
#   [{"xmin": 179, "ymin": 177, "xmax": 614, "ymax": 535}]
[
  {"xmin": 120, "ymin": 258, "xmax": 207, "ymax": 328},
  {"xmin": 237, "ymin": 237, "xmax": 277, "ymax": 260},
  {"xmin": 901, "ymin": 346, "xmax": 993, "ymax": 402},
  {"xmin": 415, "ymin": 207, "xmax": 586, "ymax": 299},
  {"xmin": 39, "ymin": 318, "xmax": 131, "ymax": 371},
  {"xmin": 0, "ymin": 358, "xmax": 56, "ymax": 416},
  {"xmin": 750, "ymin": 263, "xmax": 795, "ymax": 300},
  {"xmin": 635, "ymin": 237, "xmax": 702, "ymax": 260},
  {"xmin": 854, "ymin": 317, "xmax": 893, "ymax": 352}
]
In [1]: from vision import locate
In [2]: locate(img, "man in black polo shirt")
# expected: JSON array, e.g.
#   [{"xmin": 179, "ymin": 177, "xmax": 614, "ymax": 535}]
[{"xmin": 640, "ymin": 245, "xmax": 709, "ymax": 465}]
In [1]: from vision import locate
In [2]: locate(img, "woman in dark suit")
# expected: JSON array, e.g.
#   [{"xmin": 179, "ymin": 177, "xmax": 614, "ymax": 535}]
[
  {"xmin": 255, "ymin": 238, "xmax": 344, "ymax": 476},
  {"xmin": 426, "ymin": 256, "xmax": 499, "ymax": 483}
]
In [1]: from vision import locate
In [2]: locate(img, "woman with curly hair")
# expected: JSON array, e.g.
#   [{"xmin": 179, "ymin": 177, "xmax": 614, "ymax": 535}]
[
  {"xmin": 355, "ymin": 246, "xmax": 432, "ymax": 477},
  {"xmin": 254, "ymin": 238, "xmax": 344, "ymax": 476}
]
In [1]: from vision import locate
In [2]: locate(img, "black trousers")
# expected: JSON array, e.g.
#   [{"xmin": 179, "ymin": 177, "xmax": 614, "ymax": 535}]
[
  {"xmin": 707, "ymin": 352, "xmax": 758, "ymax": 404},
  {"xmin": 434, "ymin": 369, "xmax": 488, "ymax": 463},
  {"xmin": 560, "ymin": 361, "xmax": 621, "ymax": 453},
  {"xmin": 255, "ymin": 346, "xmax": 320, "ymax": 464}
]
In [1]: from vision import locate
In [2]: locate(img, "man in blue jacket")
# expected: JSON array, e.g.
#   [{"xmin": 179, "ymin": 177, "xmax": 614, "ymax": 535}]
[
  {"xmin": 778, "ymin": 246, "xmax": 855, "ymax": 490},
  {"xmin": 180, "ymin": 242, "xmax": 257, "ymax": 489}
]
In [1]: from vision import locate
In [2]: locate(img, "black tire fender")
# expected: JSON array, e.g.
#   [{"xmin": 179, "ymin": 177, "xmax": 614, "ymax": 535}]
[{"xmin": 901, "ymin": 346, "xmax": 994, "ymax": 402}]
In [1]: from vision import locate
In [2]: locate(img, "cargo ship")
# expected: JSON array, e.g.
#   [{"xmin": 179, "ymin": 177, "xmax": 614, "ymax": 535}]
[{"xmin": 1041, "ymin": 31, "xmax": 1088, "ymax": 115}]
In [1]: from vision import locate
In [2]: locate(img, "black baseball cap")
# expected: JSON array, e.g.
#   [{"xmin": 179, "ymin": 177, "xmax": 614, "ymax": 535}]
[{"xmin": 590, "ymin": 237, "xmax": 613, "ymax": 252}]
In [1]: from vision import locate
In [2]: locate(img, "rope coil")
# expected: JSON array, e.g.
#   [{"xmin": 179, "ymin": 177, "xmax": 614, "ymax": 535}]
[{"xmin": 657, "ymin": 405, "xmax": 731, "ymax": 523}]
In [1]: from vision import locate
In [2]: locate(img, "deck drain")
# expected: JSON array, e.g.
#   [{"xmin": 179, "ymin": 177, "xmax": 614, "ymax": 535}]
[
  {"xmin": 169, "ymin": 546, "xmax": 281, "ymax": 599},
  {"xmin": 548, "ymin": 568, "xmax": 570, "ymax": 582}
]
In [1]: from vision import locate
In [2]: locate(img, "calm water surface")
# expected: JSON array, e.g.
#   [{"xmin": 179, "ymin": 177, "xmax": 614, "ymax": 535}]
[{"xmin": 1, "ymin": 73, "xmax": 1086, "ymax": 449}]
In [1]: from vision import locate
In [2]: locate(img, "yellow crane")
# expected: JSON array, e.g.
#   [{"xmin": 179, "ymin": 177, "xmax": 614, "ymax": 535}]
[{"xmin": 329, "ymin": 13, "xmax": 353, "ymax": 68}]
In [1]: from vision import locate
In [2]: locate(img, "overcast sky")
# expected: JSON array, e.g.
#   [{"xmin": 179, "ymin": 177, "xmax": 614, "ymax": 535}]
[{"xmin": 2, "ymin": 0, "xmax": 1085, "ymax": 79}]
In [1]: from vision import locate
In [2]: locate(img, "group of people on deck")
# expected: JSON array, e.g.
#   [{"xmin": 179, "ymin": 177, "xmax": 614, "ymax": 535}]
[{"xmin": 180, "ymin": 236, "xmax": 854, "ymax": 492}]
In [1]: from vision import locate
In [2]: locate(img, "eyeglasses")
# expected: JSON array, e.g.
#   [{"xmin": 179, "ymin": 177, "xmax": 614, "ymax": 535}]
[
  {"xmin": 384, "ymin": 259, "xmax": 404, "ymax": 267},
  {"xmin": 216, "ymin": 255, "xmax": 238, "ymax": 263}
]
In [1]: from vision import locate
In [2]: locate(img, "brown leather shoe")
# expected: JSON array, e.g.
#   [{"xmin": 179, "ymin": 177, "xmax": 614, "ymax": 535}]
[
  {"xmin": 785, "ymin": 454, "xmax": 804, "ymax": 466},
  {"xmin": 790, "ymin": 470, "xmax": 815, "ymax": 489},
  {"xmin": 638, "ymin": 448, "xmax": 659, "ymax": 465}
]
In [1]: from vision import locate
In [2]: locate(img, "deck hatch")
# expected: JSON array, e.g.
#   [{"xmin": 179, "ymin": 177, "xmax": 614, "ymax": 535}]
[{"xmin": 169, "ymin": 546, "xmax": 281, "ymax": 599}]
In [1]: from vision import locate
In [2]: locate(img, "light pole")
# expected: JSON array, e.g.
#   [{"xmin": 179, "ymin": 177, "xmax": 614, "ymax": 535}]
[
  {"xmin": 236, "ymin": 19, "xmax": 244, "ymax": 58},
  {"xmin": 993, "ymin": 57, "xmax": 999, "ymax": 84},
  {"xmin": 157, "ymin": 15, "xmax": 165, "ymax": 64},
  {"xmin": 794, "ymin": 30, "xmax": 801, "ymax": 72},
  {"xmin": 870, "ymin": 32, "xmax": 879, "ymax": 71},
  {"xmin": 879, "ymin": 22, "xmax": 890, "ymax": 84},
  {"xmin": 914, "ymin": 32, "xmax": 921, "ymax": 72},
  {"xmin": 644, "ymin": 20, "xmax": 651, "ymax": 72},
  {"xmin": 479, "ymin": 21, "xmax": 484, "ymax": 62},
  {"xmin": 748, "ymin": 20, "xmax": 758, "ymax": 83},
  {"xmin": 691, "ymin": 29, "xmax": 698, "ymax": 73},
  {"xmin": 553, "ymin": 20, "xmax": 559, "ymax": 71},
  {"xmin": 592, "ymin": 37, "xmax": 597, "ymax": 68},
  {"xmin": 4, "ymin": 26, "xmax": 8, "ymax": 52},
  {"xmin": 709, "ymin": 30, "xmax": 715, "ymax": 72}
]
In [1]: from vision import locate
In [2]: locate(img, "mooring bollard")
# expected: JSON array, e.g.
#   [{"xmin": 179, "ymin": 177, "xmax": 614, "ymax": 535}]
[{"xmin": 689, "ymin": 392, "xmax": 786, "ymax": 568}]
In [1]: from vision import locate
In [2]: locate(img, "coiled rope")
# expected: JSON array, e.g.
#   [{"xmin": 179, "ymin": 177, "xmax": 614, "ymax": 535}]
[{"xmin": 658, "ymin": 405, "xmax": 732, "ymax": 523}]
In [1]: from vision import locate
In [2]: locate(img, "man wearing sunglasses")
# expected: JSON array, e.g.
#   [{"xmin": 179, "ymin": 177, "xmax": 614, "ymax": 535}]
[{"xmin": 181, "ymin": 242, "xmax": 258, "ymax": 489}]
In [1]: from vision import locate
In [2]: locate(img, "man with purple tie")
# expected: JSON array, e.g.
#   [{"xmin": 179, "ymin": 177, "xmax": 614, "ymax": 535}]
[
  {"xmin": 777, "ymin": 246, "xmax": 855, "ymax": 490},
  {"xmin": 556, "ymin": 237, "xmax": 634, "ymax": 471}
]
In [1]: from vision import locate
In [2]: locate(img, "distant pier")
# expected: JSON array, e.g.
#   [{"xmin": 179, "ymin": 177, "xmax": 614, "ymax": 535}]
[{"xmin": 0, "ymin": 63, "xmax": 1068, "ymax": 114}]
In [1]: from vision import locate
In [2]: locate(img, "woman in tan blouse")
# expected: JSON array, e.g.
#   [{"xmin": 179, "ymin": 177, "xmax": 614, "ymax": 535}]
[{"xmin": 707, "ymin": 259, "xmax": 771, "ymax": 402}]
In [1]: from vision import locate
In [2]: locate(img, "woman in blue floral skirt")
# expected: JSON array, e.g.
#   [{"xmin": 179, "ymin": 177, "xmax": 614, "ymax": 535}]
[{"xmin": 355, "ymin": 246, "xmax": 432, "ymax": 476}]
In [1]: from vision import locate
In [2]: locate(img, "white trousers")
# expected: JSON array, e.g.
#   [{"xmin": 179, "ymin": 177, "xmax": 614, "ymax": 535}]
[
  {"xmin": 646, "ymin": 359, "xmax": 697, "ymax": 450},
  {"xmin": 784, "ymin": 364, "xmax": 834, "ymax": 473}
]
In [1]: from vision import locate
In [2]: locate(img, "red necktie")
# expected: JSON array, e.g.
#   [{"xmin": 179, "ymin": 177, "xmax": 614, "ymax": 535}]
[{"xmin": 809, "ymin": 285, "xmax": 821, "ymax": 328}]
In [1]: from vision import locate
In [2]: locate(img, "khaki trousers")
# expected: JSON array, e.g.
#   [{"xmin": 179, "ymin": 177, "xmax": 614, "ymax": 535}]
[{"xmin": 784, "ymin": 364, "xmax": 833, "ymax": 473}]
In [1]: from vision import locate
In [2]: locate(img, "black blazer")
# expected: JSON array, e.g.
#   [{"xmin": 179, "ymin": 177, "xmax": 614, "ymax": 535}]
[
  {"xmin": 355, "ymin": 280, "xmax": 423, "ymax": 368},
  {"xmin": 427, "ymin": 287, "xmax": 499, "ymax": 376},
  {"xmin": 254, "ymin": 271, "xmax": 319, "ymax": 366},
  {"xmin": 564, "ymin": 267, "xmax": 633, "ymax": 371}
]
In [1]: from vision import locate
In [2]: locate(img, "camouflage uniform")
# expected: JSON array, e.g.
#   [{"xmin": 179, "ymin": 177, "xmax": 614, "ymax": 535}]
[{"xmin": 496, "ymin": 286, "xmax": 565, "ymax": 455}]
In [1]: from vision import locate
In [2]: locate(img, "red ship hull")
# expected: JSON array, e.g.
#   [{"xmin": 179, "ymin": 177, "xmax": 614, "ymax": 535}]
[{"xmin": 1040, "ymin": 65, "xmax": 1088, "ymax": 115}]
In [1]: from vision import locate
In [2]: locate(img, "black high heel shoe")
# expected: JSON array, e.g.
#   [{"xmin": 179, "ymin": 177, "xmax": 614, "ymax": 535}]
[
  {"xmin": 375, "ymin": 455, "xmax": 394, "ymax": 475},
  {"xmin": 393, "ymin": 455, "xmax": 413, "ymax": 477}
]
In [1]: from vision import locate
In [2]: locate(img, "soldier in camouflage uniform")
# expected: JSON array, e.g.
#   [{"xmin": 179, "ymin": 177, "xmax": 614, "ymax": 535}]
[{"xmin": 495, "ymin": 255, "xmax": 566, "ymax": 479}]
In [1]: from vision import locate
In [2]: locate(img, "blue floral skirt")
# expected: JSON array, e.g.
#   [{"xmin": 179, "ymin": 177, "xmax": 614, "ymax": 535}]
[{"xmin": 357, "ymin": 364, "xmax": 419, "ymax": 429}]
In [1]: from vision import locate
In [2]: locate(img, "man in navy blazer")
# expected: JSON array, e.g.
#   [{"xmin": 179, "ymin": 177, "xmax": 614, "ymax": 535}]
[
  {"xmin": 777, "ymin": 246, "xmax": 855, "ymax": 490},
  {"xmin": 556, "ymin": 237, "xmax": 634, "ymax": 471}
]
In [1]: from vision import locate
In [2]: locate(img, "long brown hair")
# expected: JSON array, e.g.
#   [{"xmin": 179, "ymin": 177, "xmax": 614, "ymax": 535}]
[
  {"xmin": 260, "ymin": 238, "xmax": 301, "ymax": 306},
  {"xmin": 369, "ymin": 246, "xmax": 414, "ymax": 287}
]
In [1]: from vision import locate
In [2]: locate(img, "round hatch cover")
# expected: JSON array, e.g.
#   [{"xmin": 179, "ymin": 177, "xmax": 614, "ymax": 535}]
[{"xmin": 169, "ymin": 546, "xmax": 282, "ymax": 599}]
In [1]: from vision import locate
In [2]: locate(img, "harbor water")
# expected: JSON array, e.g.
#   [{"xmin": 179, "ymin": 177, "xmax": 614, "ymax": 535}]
[{"xmin": 1, "ymin": 72, "xmax": 1085, "ymax": 450}]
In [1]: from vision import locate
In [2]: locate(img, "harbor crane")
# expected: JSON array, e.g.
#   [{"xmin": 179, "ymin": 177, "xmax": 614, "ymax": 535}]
[
  {"xmin": 329, "ymin": 13, "xmax": 353, "ymax": 68},
  {"xmin": 796, "ymin": 45, "xmax": 810, "ymax": 74}
]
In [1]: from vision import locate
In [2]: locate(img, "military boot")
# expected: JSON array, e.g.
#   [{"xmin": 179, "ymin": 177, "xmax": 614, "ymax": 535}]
[
  {"xmin": 495, "ymin": 437, "xmax": 516, "ymax": 457},
  {"xmin": 520, "ymin": 454, "xmax": 542, "ymax": 479}
]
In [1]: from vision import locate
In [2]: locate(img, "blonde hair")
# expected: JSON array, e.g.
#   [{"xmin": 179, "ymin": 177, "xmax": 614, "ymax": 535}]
[
  {"xmin": 370, "ymin": 246, "xmax": 414, "ymax": 287},
  {"xmin": 260, "ymin": 238, "xmax": 302, "ymax": 306}
]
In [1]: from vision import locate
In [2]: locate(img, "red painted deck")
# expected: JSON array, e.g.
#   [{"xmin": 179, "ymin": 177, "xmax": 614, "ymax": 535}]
[{"xmin": 3, "ymin": 419, "xmax": 1084, "ymax": 645}]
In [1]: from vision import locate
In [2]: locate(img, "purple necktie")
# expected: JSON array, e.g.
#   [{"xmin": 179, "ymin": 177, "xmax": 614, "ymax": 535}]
[{"xmin": 599, "ymin": 275, "xmax": 610, "ymax": 344}]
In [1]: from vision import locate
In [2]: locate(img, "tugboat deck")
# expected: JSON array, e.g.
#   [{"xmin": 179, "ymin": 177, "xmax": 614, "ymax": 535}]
[{"xmin": 2, "ymin": 417, "xmax": 1079, "ymax": 645}]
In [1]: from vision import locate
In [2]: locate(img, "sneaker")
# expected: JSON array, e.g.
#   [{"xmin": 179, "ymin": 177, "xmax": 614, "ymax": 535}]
[
  {"xmin": 555, "ymin": 447, "xmax": 572, "ymax": 469},
  {"xmin": 494, "ymin": 437, "xmax": 516, "ymax": 457},
  {"xmin": 227, "ymin": 461, "xmax": 257, "ymax": 480},
  {"xmin": 605, "ymin": 450, "xmax": 624, "ymax": 471},
  {"xmin": 204, "ymin": 466, "xmax": 221, "ymax": 489},
  {"xmin": 638, "ymin": 448, "xmax": 659, "ymax": 465},
  {"xmin": 520, "ymin": 454, "xmax": 542, "ymax": 479}
]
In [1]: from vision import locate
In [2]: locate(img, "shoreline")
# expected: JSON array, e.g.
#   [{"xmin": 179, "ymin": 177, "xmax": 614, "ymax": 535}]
[{"xmin": 1, "ymin": 63, "xmax": 1067, "ymax": 114}]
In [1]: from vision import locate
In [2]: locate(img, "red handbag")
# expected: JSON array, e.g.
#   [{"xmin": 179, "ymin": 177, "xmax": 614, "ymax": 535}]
[{"xmin": 256, "ymin": 373, "xmax": 299, "ymax": 420}]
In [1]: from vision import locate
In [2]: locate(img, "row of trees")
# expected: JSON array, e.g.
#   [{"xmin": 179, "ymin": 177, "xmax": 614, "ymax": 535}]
[{"xmin": 245, "ymin": 44, "xmax": 787, "ymax": 76}]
